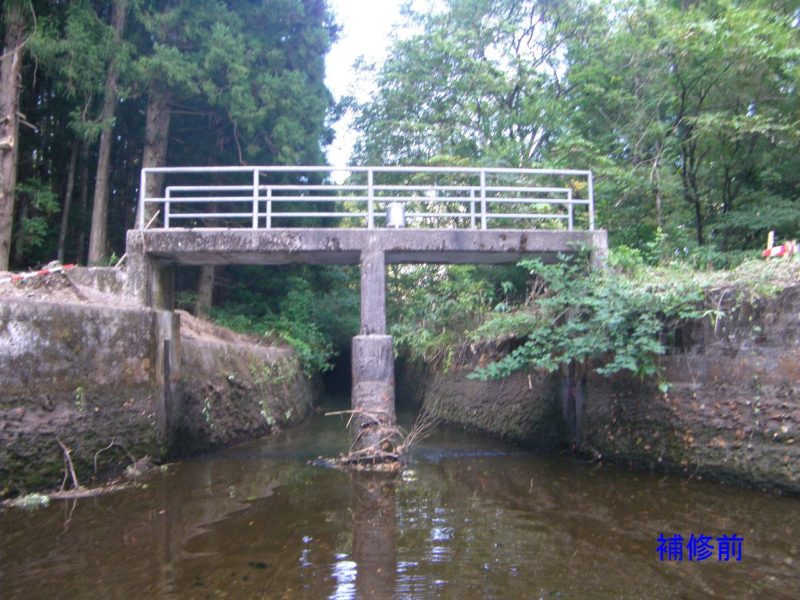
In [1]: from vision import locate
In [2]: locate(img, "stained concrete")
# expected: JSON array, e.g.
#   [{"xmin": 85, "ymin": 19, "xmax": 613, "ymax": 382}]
[
  {"xmin": 126, "ymin": 228, "xmax": 607, "ymax": 266},
  {"xmin": 360, "ymin": 250, "xmax": 386, "ymax": 335},
  {"xmin": 351, "ymin": 335, "xmax": 396, "ymax": 452},
  {"xmin": 0, "ymin": 295, "xmax": 316, "ymax": 495},
  {"xmin": 396, "ymin": 285, "xmax": 800, "ymax": 495}
]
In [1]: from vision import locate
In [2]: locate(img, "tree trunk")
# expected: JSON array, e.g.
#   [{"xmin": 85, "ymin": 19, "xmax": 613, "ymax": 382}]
[
  {"xmin": 0, "ymin": 3, "xmax": 26, "ymax": 271},
  {"xmin": 693, "ymin": 196, "xmax": 704, "ymax": 246},
  {"xmin": 650, "ymin": 145, "xmax": 663, "ymax": 230},
  {"xmin": 195, "ymin": 265, "xmax": 216, "ymax": 317},
  {"xmin": 87, "ymin": 0, "xmax": 127, "ymax": 265},
  {"xmin": 75, "ymin": 141, "xmax": 90, "ymax": 263},
  {"xmin": 12, "ymin": 189, "xmax": 27, "ymax": 265},
  {"xmin": 137, "ymin": 87, "xmax": 172, "ymax": 227},
  {"xmin": 57, "ymin": 139, "xmax": 79, "ymax": 263}
]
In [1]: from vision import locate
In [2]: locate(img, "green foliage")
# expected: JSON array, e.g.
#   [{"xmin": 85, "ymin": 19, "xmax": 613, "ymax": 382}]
[
  {"xmin": 560, "ymin": 0, "xmax": 800, "ymax": 249},
  {"xmin": 388, "ymin": 265, "xmax": 497, "ymax": 364},
  {"xmin": 15, "ymin": 180, "xmax": 60, "ymax": 254},
  {"xmin": 212, "ymin": 305, "xmax": 332, "ymax": 378},
  {"xmin": 353, "ymin": 0, "xmax": 575, "ymax": 166},
  {"xmin": 8, "ymin": 0, "xmax": 336, "ymax": 269},
  {"xmin": 211, "ymin": 266, "xmax": 360, "ymax": 376},
  {"xmin": 356, "ymin": 0, "xmax": 800, "ymax": 255},
  {"xmin": 469, "ymin": 254, "xmax": 709, "ymax": 381}
]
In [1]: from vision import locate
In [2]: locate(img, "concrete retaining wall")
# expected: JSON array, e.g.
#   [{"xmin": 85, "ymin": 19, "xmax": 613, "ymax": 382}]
[
  {"xmin": 396, "ymin": 357, "xmax": 565, "ymax": 450},
  {"xmin": 174, "ymin": 330, "xmax": 314, "ymax": 456},
  {"xmin": 579, "ymin": 285, "xmax": 800, "ymax": 494},
  {"xmin": 0, "ymin": 299, "xmax": 164, "ymax": 493},
  {"xmin": 398, "ymin": 285, "xmax": 800, "ymax": 494},
  {"xmin": 0, "ymin": 296, "xmax": 316, "ymax": 496}
]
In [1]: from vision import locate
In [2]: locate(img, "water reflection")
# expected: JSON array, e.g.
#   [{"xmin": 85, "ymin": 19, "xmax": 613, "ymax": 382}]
[
  {"xmin": 348, "ymin": 472, "xmax": 397, "ymax": 599},
  {"xmin": 1, "ymin": 413, "xmax": 799, "ymax": 599}
]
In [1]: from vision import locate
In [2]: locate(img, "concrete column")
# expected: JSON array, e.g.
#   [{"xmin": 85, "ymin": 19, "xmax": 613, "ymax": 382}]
[
  {"xmin": 351, "ymin": 249, "xmax": 399, "ymax": 458},
  {"xmin": 154, "ymin": 310, "xmax": 181, "ymax": 447},
  {"xmin": 360, "ymin": 250, "xmax": 386, "ymax": 335}
]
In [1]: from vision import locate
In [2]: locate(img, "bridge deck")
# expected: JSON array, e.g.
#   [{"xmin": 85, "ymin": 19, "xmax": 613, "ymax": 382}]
[{"xmin": 128, "ymin": 228, "xmax": 607, "ymax": 266}]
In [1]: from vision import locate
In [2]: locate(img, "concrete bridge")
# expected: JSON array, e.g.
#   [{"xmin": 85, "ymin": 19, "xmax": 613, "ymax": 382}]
[{"xmin": 125, "ymin": 165, "xmax": 607, "ymax": 462}]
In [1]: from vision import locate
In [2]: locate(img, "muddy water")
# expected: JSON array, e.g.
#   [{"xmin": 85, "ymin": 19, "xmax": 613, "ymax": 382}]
[{"xmin": 2, "ymin": 408, "xmax": 799, "ymax": 599}]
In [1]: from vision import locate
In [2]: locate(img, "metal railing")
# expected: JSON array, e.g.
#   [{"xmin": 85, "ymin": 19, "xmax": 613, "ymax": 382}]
[{"xmin": 138, "ymin": 166, "xmax": 595, "ymax": 231}]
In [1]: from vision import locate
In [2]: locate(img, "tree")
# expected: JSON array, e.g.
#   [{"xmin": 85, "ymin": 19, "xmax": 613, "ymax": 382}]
[
  {"xmin": 0, "ymin": 2, "xmax": 29, "ymax": 271},
  {"xmin": 1, "ymin": 0, "xmax": 337, "ymax": 285},
  {"xmin": 560, "ymin": 0, "xmax": 800, "ymax": 248},
  {"xmin": 353, "ymin": 0, "xmax": 586, "ymax": 166},
  {"xmin": 88, "ymin": 0, "xmax": 128, "ymax": 264},
  {"xmin": 356, "ymin": 0, "xmax": 800, "ymax": 253}
]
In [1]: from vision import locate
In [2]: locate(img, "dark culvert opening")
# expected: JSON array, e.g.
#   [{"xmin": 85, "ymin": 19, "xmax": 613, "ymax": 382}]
[{"xmin": 322, "ymin": 345, "xmax": 352, "ymax": 397}]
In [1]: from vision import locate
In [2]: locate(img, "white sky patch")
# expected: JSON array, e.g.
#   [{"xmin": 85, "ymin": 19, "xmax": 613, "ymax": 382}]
[{"xmin": 325, "ymin": 0, "xmax": 408, "ymax": 169}]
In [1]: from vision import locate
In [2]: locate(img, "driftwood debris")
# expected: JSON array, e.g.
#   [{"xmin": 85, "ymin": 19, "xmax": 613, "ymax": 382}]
[{"xmin": 320, "ymin": 406, "xmax": 441, "ymax": 472}]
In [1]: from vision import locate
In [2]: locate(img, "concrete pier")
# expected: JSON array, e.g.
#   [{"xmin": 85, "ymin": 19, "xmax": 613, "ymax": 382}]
[{"xmin": 350, "ymin": 249, "xmax": 398, "ymax": 452}]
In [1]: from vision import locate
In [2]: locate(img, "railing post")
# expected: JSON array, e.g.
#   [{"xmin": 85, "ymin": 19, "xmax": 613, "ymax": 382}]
[
  {"xmin": 138, "ymin": 169, "xmax": 146, "ymax": 229},
  {"xmin": 266, "ymin": 188, "xmax": 272, "ymax": 229},
  {"xmin": 588, "ymin": 171, "xmax": 595, "ymax": 231},
  {"xmin": 165, "ymin": 188, "xmax": 171, "ymax": 229},
  {"xmin": 367, "ymin": 169, "xmax": 374, "ymax": 229},
  {"xmin": 470, "ymin": 189, "xmax": 476, "ymax": 229},
  {"xmin": 479, "ymin": 170, "xmax": 487, "ymax": 230},
  {"xmin": 252, "ymin": 169, "xmax": 259, "ymax": 229},
  {"xmin": 568, "ymin": 188, "xmax": 574, "ymax": 231}
]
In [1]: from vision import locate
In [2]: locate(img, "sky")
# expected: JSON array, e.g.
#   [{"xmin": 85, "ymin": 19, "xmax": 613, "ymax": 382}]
[{"xmin": 324, "ymin": 0, "xmax": 407, "ymax": 167}]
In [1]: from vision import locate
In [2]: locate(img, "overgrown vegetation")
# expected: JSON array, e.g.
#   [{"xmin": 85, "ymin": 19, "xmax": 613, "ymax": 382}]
[
  {"xmin": 354, "ymin": 0, "xmax": 800, "ymax": 255},
  {"xmin": 209, "ymin": 265, "xmax": 360, "ymax": 375},
  {"xmin": 390, "ymin": 250, "xmax": 800, "ymax": 382}
]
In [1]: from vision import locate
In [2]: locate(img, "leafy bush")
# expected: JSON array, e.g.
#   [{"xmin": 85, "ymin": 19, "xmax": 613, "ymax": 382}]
[
  {"xmin": 388, "ymin": 265, "xmax": 496, "ymax": 365},
  {"xmin": 211, "ymin": 271, "xmax": 355, "ymax": 376},
  {"xmin": 469, "ymin": 255, "xmax": 710, "ymax": 381}
]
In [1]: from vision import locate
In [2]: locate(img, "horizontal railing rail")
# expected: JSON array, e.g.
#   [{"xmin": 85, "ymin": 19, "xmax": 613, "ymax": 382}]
[{"xmin": 138, "ymin": 166, "xmax": 595, "ymax": 231}]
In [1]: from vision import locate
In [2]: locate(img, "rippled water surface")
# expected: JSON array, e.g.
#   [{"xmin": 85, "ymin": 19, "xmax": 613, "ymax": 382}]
[{"xmin": 2, "ymin": 406, "xmax": 799, "ymax": 599}]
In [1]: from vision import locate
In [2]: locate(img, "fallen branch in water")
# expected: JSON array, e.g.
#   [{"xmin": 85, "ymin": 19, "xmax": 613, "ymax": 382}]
[{"xmin": 49, "ymin": 482, "xmax": 134, "ymax": 500}]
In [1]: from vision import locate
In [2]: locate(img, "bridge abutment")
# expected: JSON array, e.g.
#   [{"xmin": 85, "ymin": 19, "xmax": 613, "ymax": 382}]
[{"xmin": 125, "ymin": 232, "xmax": 175, "ymax": 310}]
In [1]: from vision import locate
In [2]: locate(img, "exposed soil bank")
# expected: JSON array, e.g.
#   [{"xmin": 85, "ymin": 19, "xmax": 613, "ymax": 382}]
[
  {"xmin": 174, "ymin": 312, "xmax": 315, "ymax": 456},
  {"xmin": 0, "ymin": 268, "xmax": 315, "ymax": 497},
  {"xmin": 398, "ymin": 284, "xmax": 800, "ymax": 494}
]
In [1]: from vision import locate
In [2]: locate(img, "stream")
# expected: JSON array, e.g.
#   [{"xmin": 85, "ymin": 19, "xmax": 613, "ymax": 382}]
[{"xmin": 2, "ymin": 401, "xmax": 799, "ymax": 599}]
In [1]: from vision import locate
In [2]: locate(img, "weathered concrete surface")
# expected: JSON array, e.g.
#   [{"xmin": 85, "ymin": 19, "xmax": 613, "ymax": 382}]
[
  {"xmin": 65, "ymin": 266, "xmax": 126, "ymax": 296},
  {"xmin": 396, "ymin": 357, "xmax": 566, "ymax": 450},
  {"xmin": 351, "ymin": 335, "xmax": 397, "ymax": 452},
  {"xmin": 126, "ymin": 228, "xmax": 608, "ymax": 266},
  {"xmin": 360, "ymin": 250, "xmax": 387, "ymax": 335},
  {"xmin": 0, "ymin": 298, "xmax": 164, "ymax": 494},
  {"xmin": 173, "ymin": 312, "xmax": 314, "ymax": 456},
  {"xmin": 0, "ymin": 296, "xmax": 316, "ymax": 496},
  {"xmin": 397, "ymin": 285, "xmax": 800, "ymax": 494},
  {"xmin": 579, "ymin": 285, "xmax": 800, "ymax": 494},
  {"xmin": 125, "ymin": 233, "xmax": 175, "ymax": 308}
]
